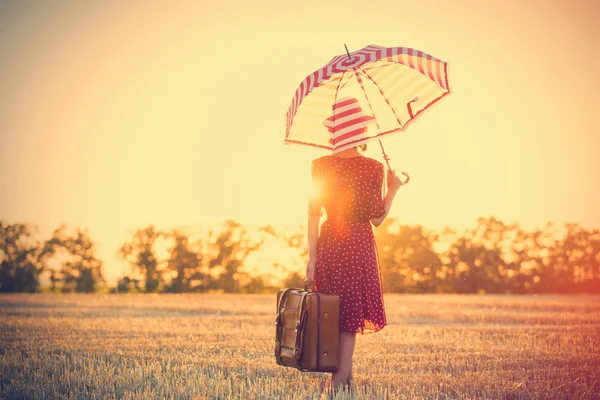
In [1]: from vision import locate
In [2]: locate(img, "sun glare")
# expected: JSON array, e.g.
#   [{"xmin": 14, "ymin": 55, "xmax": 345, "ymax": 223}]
[{"xmin": 309, "ymin": 181, "xmax": 320, "ymax": 201}]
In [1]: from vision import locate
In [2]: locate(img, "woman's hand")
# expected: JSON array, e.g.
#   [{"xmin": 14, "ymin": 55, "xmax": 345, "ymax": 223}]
[{"xmin": 387, "ymin": 169, "xmax": 410, "ymax": 192}]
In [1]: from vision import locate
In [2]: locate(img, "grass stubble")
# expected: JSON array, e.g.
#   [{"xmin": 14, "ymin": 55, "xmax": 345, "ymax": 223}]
[{"xmin": 1, "ymin": 293, "xmax": 599, "ymax": 399}]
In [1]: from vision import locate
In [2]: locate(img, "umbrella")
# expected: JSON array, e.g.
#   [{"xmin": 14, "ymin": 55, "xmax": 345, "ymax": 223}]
[{"xmin": 284, "ymin": 44, "xmax": 450, "ymax": 170}]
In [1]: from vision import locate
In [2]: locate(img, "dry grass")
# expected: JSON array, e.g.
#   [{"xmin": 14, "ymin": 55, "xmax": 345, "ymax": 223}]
[{"xmin": 1, "ymin": 293, "xmax": 599, "ymax": 399}]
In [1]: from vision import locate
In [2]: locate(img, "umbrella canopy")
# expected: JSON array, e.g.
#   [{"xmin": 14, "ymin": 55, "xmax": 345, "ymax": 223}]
[{"xmin": 284, "ymin": 44, "xmax": 450, "ymax": 154}]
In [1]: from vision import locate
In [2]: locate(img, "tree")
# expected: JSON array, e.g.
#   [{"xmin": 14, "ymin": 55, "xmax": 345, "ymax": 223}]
[
  {"xmin": 118, "ymin": 225, "xmax": 163, "ymax": 293},
  {"xmin": 205, "ymin": 220, "xmax": 265, "ymax": 293},
  {"xmin": 501, "ymin": 222, "xmax": 552, "ymax": 293},
  {"xmin": 283, "ymin": 271, "xmax": 305, "ymax": 289},
  {"xmin": 282, "ymin": 225, "xmax": 309, "ymax": 262},
  {"xmin": 112, "ymin": 276, "xmax": 141, "ymax": 293},
  {"xmin": 562, "ymin": 224, "xmax": 600, "ymax": 293},
  {"xmin": 45, "ymin": 225, "xmax": 105, "ymax": 293},
  {"xmin": 374, "ymin": 218, "xmax": 442, "ymax": 293},
  {"xmin": 444, "ymin": 217, "xmax": 513, "ymax": 293},
  {"xmin": 163, "ymin": 228, "xmax": 204, "ymax": 293},
  {"xmin": 0, "ymin": 222, "xmax": 51, "ymax": 292},
  {"xmin": 533, "ymin": 223, "xmax": 600, "ymax": 294}
]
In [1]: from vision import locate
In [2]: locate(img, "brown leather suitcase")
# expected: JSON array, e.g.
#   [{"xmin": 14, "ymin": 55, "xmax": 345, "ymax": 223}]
[{"xmin": 275, "ymin": 287, "xmax": 339, "ymax": 372}]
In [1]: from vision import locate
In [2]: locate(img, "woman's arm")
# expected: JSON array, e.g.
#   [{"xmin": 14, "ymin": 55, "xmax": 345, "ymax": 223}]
[
  {"xmin": 307, "ymin": 215, "xmax": 320, "ymax": 262},
  {"xmin": 306, "ymin": 215, "xmax": 320, "ymax": 282},
  {"xmin": 370, "ymin": 188, "xmax": 398, "ymax": 227},
  {"xmin": 370, "ymin": 169, "xmax": 405, "ymax": 227}
]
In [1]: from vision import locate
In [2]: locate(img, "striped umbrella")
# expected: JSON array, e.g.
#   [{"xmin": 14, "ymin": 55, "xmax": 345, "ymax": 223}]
[{"xmin": 284, "ymin": 44, "xmax": 450, "ymax": 168}]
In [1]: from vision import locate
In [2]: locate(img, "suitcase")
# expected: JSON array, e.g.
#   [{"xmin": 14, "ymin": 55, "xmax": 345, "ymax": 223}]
[{"xmin": 274, "ymin": 285, "xmax": 339, "ymax": 372}]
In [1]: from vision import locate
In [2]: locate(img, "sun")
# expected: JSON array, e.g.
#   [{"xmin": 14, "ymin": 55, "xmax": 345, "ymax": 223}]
[{"xmin": 309, "ymin": 177, "xmax": 323, "ymax": 205}]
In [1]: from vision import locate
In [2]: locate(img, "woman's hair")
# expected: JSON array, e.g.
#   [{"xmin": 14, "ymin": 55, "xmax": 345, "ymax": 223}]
[{"xmin": 358, "ymin": 144, "xmax": 367, "ymax": 152}]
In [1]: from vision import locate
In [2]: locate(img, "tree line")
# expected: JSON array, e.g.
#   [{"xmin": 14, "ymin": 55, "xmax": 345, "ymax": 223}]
[{"xmin": 1, "ymin": 217, "xmax": 599, "ymax": 294}]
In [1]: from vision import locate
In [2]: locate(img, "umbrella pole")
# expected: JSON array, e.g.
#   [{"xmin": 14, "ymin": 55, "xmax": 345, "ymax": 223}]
[
  {"xmin": 378, "ymin": 139, "xmax": 411, "ymax": 187},
  {"xmin": 378, "ymin": 139, "xmax": 392, "ymax": 170}
]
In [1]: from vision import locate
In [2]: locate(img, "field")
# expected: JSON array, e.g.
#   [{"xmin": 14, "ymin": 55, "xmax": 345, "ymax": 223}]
[{"xmin": 1, "ymin": 293, "xmax": 599, "ymax": 400}]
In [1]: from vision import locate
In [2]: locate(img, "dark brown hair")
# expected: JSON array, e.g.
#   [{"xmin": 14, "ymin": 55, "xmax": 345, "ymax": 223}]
[{"xmin": 358, "ymin": 144, "xmax": 367, "ymax": 152}]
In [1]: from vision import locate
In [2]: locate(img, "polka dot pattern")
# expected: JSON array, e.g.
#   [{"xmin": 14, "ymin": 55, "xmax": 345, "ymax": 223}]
[{"xmin": 308, "ymin": 155, "xmax": 387, "ymax": 335}]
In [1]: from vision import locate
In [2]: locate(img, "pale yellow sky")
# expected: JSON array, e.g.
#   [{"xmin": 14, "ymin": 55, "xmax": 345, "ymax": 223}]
[{"xmin": 1, "ymin": 0, "xmax": 599, "ymax": 284}]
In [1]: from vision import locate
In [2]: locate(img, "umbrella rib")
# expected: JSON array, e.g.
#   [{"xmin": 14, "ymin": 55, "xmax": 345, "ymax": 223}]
[
  {"xmin": 331, "ymin": 69, "xmax": 349, "ymax": 145},
  {"xmin": 336, "ymin": 72, "xmax": 354, "ymax": 92},
  {"xmin": 357, "ymin": 66, "xmax": 404, "ymax": 129},
  {"xmin": 357, "ymin": 61, "xmax": 396, "ymax": 72},
  {"xmin": 352, "ymin": 69, "xmax": 383, "ymax": 135}
]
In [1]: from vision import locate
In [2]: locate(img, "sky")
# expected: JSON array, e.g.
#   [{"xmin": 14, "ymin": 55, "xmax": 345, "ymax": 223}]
[{"xmin": 1, "ymin": 0, "xmax": 599, "ymax": 285}]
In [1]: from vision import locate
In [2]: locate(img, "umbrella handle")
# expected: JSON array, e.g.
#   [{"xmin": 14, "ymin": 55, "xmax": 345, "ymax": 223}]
[{"xmin": 400, "ymin": 172, "xmax": 411, "ymax": 185}]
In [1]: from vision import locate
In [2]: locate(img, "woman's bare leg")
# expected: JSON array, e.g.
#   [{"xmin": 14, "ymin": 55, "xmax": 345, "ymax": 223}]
[
  {"xmin": 330, "ymin": 331, "xmax": 357, "ymax": 392},
  {"xmin": 346, "ymin": 361, "xmax": 353, "ymax": 386}
]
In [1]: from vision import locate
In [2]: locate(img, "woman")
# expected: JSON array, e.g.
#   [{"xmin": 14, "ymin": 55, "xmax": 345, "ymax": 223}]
[{"xmin": 305, "ymin": 138, "xmax": 406, "ymax": 395}]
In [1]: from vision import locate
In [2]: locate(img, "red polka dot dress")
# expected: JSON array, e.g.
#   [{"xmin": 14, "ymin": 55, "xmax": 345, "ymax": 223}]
[{"xmin": 309, "ymin": 155, "xmax": 387, "ymax": 335}]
